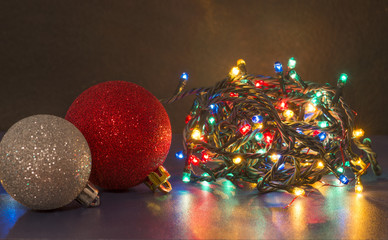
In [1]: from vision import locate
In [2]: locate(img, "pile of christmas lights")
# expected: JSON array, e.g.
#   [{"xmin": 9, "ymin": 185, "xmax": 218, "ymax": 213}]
[{"xmin": 166, "ymin": 58, "xmax": 381, "ymax": 196}]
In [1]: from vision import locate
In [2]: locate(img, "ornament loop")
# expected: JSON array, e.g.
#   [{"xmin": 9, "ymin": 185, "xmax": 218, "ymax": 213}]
[
  {"xmin": 145, "ymin": 166, "xmax": 172, "ymax": 193},
  {"xmin": 76, "ymin": 182, "xmax": 100, "ymax": 207}
]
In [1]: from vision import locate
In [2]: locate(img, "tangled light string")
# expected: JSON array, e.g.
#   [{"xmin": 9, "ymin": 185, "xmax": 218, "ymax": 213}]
[{"xmin": 166, "ymin": 58, "xmax": 381, "ymax": 196}]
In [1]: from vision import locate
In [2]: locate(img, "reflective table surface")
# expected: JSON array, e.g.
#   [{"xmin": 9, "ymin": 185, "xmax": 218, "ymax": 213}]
[{"xmin": 1, "ymin": 134, "xmax": 388, "ymax": 239}]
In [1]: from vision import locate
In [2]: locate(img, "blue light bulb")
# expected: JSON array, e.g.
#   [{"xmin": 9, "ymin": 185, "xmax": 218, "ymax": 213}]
[
  {"xmin": 210, "ymin": 104, "xmax": 219, "ymax": 114},
  {"xmin": 278, "ymin": 163, "xmax": 285, "ymax": 170},
  {"xmin": 339, "ymin": 174, "xmax": 349, "ymax": 185},
  {"xmin": 274, "ymin": 61, "xmax": 283, "ymax": 73},
  {"xmin": 318, "ymin": 132, "xmax": 327, "ymax": 141},
  {"xmin": 175, "ymin": 151, "xmax": 185, "ymax": 159},
  {"xmin": 252, "ymin": 115, "xmax": 263, "ymax": 123},
  {"xmin": 180, "ymin": 72, "xmax": 188, "ymax": 80}
]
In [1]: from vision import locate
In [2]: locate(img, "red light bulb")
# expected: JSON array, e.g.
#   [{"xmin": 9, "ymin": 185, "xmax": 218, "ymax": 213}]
[
  {"xmin": 255, "ymin": 80, "xmax": 264, "ymax": 88},
  {"xmin": 189, "ymin": 155, "xmax": 200, "ymax": 166},
  {"xmin": 239, "ymin": 124, "xmax": 251, "ymax": 135},
  {"xmin": 201, "ymin": 151, "xmax": 210, "ymax": 163},
  {"xmin": 185, "ymin": 115, "xmax": 192, "ymax": 124},
  {"xmin": 264, "ymin": 132, "xmax": 273, "ymax": 144},
  {"xmin": 230, "ymin": 92, "xmax": 239, "ymax": 97},
  {"xmin": 278, "ymin": 101, "xmax": 288, "ymax": 110}
]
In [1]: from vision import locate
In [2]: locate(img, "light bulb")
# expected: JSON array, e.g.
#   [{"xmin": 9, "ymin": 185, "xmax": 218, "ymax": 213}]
[
  {"xmin": 182, "ymin": 172, "xmax": 191, "ymax": 183},
  {"xmin": 237, "ymin": 59, "xmax": 247, "ymax": 73},
  {"xmin": 271, "ymin": 154, "xmax": 281, "ymax": 162},
  {"xmin": 255, "ymin": 80, "xmax": 264, "ymax": 88},
  {"xmin": 209, "ymin": 103, "xmax": 219, "ymax": 113},
  {"xmin": 175, "ymin": 151, "xmax": 185, "ymax": 159},
  {"xmin": 233, "ymin": 156, "xmax": 242, "ymax": 164},
  {"xmin": 264, "ymin": 132, "xmax": 273, "ymax": 144},
  {"xmin": 191, "ymin": 128, "xmax": 201, "ymax": 140},
  {"xmin": 305, "ymin": 103, "xmax": 317, "ymax": 113},
  {"xmin": 338, "ymin": 73, "xmax": 348, "ymax": 86},
  {"xmin": 283, "ymin": 110, "xmax": 294, "ymax": 119},
  {"xmin": 318, "ymin": 132, "xmax": 327, "ymax": 141},
  {"xmin": 252, "ymin": 123, "xmax": 263, "ymax": 130},
  {"xmin": 339, "ymin": 174, "xmax": 349, "ymax": 185},
  {"xmin": 180, "ymin": 72, "xmax": 189, "ymax": 80},
  {"xmin": 255, "ymin": 132, "xmax": 264, "ymax": 141},
  {"xmin": 185, "ymin": 115, "xmax": 192, "ymax": 124},
  {"xmin": 355, "ymin": 179, "xmax": 363, "ymax": 194},
  {"xmin": 237, "ymin": 59, "xmax": 246, "ymax": 66},
  {"xmin": 278, "ymin": 100, "xmax": 288, "ymax": 110},
  {"xmin": 288, "ymin": 57, "xmax": 296, "ymax": 69},
  {"xmin": 317, "ymin": 161, "xmax": 324, "ymax": 169},
  {"xmin": 289, "ymin": 70, "xmax": 298, "ymax": 79},
  {"xmin": 230, "ymin": 67, "xmax": 240, "ymax": 77},
  {"xmin": 293, "ymin": 187, "xmax": 305, "ymax": 196},
  {"xmin": 278, "ymin": 163, "xmax": 285, "ymax": 170},
  {"xmin": 318, "ymin": 121, "xmax": 329, "ymax": 128},
  {"xmin": 353, "ymin": 129, "xmax": 364, "ymax": 138},
  {"xmin": 201, "ymin": 151, "xmax": 210, "ymax": 162},
  {"xmin": 274, "ymin": 61, "xmax": 283, "ymax": 73},
  {"xmin": 189, "ymin": 155, "xmax": 200, "ymax": 166},
  {"xmin": 239, "ymin": 123, "xmax": 251, "ymax": 135},
  {"xmin": 252, "ymin": 115, "xmax": 263, "ymax": 123}
]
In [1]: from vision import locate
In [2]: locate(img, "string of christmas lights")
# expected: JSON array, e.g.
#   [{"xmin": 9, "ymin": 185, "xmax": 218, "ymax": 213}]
[{"xmin": 166, "ymin": 58, "xmax": 381, "ymax": 196}]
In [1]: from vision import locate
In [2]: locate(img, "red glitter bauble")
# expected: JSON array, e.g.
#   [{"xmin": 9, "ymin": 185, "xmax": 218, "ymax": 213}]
[{"xmin": 65, "ymin": 81, "xmax": 172, "ymax": 190}]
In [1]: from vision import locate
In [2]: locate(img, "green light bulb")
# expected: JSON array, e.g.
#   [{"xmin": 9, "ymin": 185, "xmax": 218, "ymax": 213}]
[
  {"xmin": 288, "ymin": 57, "xmax": 296, "ymax": 69},
  {"xmin": 311, "ymin": 97, "xmax": 319, "ymax": 106},
  {"xmin": 208, "ymin": 117, "xmax": 215, "ymax": 124},
  {"xmin": 257, "ymin": 149, "xmax": 266, "ymax": 154},
  {"xmin": 255, "ymin": 132, "xmax": 264, "ymax": 141},
  {"xmin": 289, "ymin": 70, "xmax": 297, "ymax": 79},
  {"xmin": 182, "ymin": 172, "xmax": 191, "ymax": 182},
  {"xmin": 338, "ymin": 73, "xmax": 348, "ymax": 85},
  {"xmin": 240, "ymin": 79, "xmax": 249, "ymax": 84},
  {"xmin": 289, "ymin": 70, "xmax": 300, "ymax": 81},
  {"xmin": 318, "ymin": 121, "xmax": 329, "ymax": 128},
  {"xmin": 337, "ymin": 167, "xmax": 344, "ymax": 173},
  {"xmin": 315, "ymin": 91, "xmax": 323, "ymax": 97},
  {"xmin": 202, "ymin": 172, "xmax": 210, "ymax": 177}
]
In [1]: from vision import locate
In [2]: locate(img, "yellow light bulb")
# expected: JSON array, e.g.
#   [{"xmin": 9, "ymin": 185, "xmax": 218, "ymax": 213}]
[
  {"xmin": 237, "ymin": 59, "xmax": 246, "ymax": 65},
  {"xmin": 305, "ymin": 103, "xmax": 317, "ymax": 113},
  {"xmin": 230, "ymin": 67, "xmax": 240, "ymax": 77},
  {"xmin": 317, "ymin": 161, "xmax": 324, "ymax": 169},
  {"xmin": 233, "ymin": 156, "xmax": 242, "ymax": 164},
  {"xmin": 293, "ymin": 187, "xmax": 305, "ymax": 196},
  {"xmin": 355, "ymin": 183, "xmax": 363, "ymax": 194},
  {"xmin": 252, "ymin": 123, "xmax": 263, "ymax": 130},
  {"xmin": 271, "ymin": 154, "xmax": 281, "ymax": 162},
  {"xmin": 353, "ymin": 129, "xmax": 365, "ymax": 138},
  {"xmin": 301, "ymin": 162, "xmax": 311, "ymax": 167},
  {"xmin": 191, "ymin": 129, "xmax": 201, "ymax": 140},
  {"xmin": 283, "ymin": 110, "xmax": 294, "ymax": 119}
]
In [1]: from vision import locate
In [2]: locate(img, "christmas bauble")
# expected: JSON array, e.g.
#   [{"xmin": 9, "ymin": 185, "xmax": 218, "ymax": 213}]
[
  {"xmin": 0, "ymin": 115, "xmax": 92, "ymax": 210},
  {"xmin": 65, "ymin": 81, "xmax": 172, "ymax": 190}
]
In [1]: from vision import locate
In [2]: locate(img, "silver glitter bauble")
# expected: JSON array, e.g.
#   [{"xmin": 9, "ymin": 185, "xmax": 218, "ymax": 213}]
[{"xmin": 0, "ymin": 115, "xmax": 92, "ymax": 210}]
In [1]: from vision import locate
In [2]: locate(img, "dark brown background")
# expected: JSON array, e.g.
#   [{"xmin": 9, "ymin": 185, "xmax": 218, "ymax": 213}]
[{"xmin": 0, "ymin": 0, "xmax": 387, "ymax": 134}]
